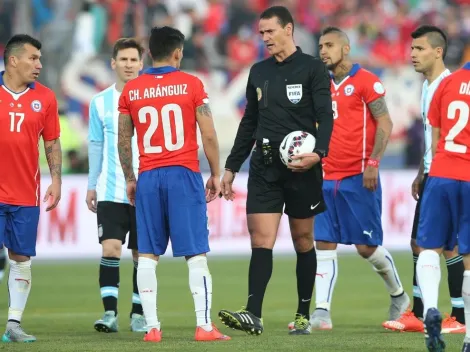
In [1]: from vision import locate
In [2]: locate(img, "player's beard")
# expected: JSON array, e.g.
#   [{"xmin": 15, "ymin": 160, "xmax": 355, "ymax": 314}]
[{"xmin": 326, "ymin": 51, "xmax": 344, "ymax": 71}]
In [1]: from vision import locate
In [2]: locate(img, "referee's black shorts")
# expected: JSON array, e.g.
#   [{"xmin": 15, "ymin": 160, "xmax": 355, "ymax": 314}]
[
  {"xmin": 97, "ymin": 201, "xmax": 138, "ymax": 250},
  {"xmin": 246, "ymin": 143, "xmax": 325, "ymax": 219},
  {"xmin": 411, "ymin": 173, "xmax": 429, "ymax": 240}
]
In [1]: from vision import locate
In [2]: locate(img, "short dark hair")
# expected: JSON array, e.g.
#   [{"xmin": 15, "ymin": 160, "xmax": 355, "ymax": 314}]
[
  {"xmin": 321, "ymin": 26, "xmax": 343, "ymax": 36},
  {"xmin": 112, "ymin": 38, "xmax": 145, "ymax": 59},
  {"xmin": 260, "ymin": 6, "xmax": 294, "ymax": 32},
  {"xmin": 148, "ymin": 26, "xmax": 185, "ymax": 62},
  {"xmin": 3, "ymin": 34, "xmax": 42, "ymax": 68},
  {"xmin": 411, "ymin": 25, "xmax": 447, "ymax": 59}
]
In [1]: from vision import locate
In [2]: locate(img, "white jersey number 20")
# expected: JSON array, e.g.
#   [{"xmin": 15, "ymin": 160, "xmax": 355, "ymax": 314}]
[{"xmin": 138, "ymin": 104, "xmax": 185, "ymax": 154}]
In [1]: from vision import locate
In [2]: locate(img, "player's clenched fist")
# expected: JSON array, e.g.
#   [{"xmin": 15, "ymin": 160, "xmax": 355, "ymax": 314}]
[
  {"xmin": 86, "ymin": 190, "xmax": 98, "ymax": 213},
  {"xmin": 363, "ymin": 166, "xmax": 379, "ymax": 191},
  {"xmin": 220, "ymin": 170, "xmax": 236, "ymax": 201},
  {"xmin": 411, "ymin": 173, "xmax": 424, "ymax": 201},
  {"xmin": 126, "ymin": 180, "xmax": 137, "ymax": 206},
  {"xmin": 205, "ymin": 176, "xmax": 221, "ymax": 203}
]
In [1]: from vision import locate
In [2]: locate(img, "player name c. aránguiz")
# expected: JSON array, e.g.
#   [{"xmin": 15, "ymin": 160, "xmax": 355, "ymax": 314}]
[{"xmin": 128, "ymin": 84, "xmax": 188, "ymax": 101}]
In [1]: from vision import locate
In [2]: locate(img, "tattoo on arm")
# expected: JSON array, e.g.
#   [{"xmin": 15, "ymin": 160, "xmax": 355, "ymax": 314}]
[
  {"xmin": 196, "ymin": 104, "xmax": 212, "ymax": 118},
  {"xmin": 368, "ymin": 97, "xmax": 389, "ymax": 118},
  {"xmin": 370, "ymin": 127, "xmax": 386, "ymax": 159},
  {"xmin": 117, "ymin": 114, "xmax": 136, "ymax": 182},
  {"xmin": 45, "ymin": 138, "xmax": 62, "ymax": 181}
]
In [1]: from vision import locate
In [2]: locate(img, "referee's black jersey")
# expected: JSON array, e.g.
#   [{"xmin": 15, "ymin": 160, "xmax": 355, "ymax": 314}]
[{"xmin": 225, "ymin": 47, "xmax": 334, "ymax": 172}]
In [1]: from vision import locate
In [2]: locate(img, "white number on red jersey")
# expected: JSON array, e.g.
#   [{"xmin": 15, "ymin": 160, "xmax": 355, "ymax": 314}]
[
  {"xmin": 9, "ymin": 112, "xmax": 25, "ymax": 133},
  {"xmin": 332, "ymin": 100, "xmax": 338, "ymax": 119},
  {"xmin": 445, "ymin": 100, "xmax": 469, "ymax": 154},
  {"xmin": 138, "ymin": 104, "xmax": 185, "ymax": 154}
]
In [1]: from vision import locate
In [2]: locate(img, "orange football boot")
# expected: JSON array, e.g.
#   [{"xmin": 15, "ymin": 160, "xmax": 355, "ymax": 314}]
[
  {"xmin": 441, "ymin": 314, "xmax": 465, "ymax": 334},
  {"xmin": 195, "ymin": 323, "xmax": 231, "ymax": 341},
  {"xmin": 143, "ymin": 328, "xmax": 162, "ymax": 342},
  {"xmin": 382, "ymin": 309, "xmax": 424, "ymax": 332}
]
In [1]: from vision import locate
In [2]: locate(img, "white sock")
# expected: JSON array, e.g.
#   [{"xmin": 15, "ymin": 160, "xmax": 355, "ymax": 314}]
[
  {"xmin": 137, "ymin": 257, "xmax": 160, "ymax": 332},
  {"xmin": 314, "ymin": 250, "xmax": 338, "ymax": 311},
  {"xmin": 188, "ymin": 255, "xmax": 212, "ymax": 331},
  {"xmin": 8, "ymin": 260, "xmax": 32, "ymax": 323},
  {"xmin": 416, "ymin": 250, "xmax": 441, "ymax": 318},
  {"xmin": 367, "ymin": 246, "xmax": 404, "ymax": 296},
  {"xmin": 462, "ymin": 271, "xmax": 470, "ymax": 339}
]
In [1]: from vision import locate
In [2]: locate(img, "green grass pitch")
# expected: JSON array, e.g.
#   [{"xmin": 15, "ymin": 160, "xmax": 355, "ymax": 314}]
[{"xmin": 0, "ymin": 252, "xmax": 464, "ymax": 351}]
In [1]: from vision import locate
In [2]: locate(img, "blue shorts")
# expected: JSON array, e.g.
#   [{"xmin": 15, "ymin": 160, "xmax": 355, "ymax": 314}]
[
  {"xmin": 417, "ymin": 176, "xmax": 470, "ymax": 253},
  {"xmin": 315, "ymin": 174, "xmax": 383, "ymax": 246},
  {"xmin": 136, "ymin": 166, "xmax": 209, "ymax": 257},
  {"xmin": 0, "ymin": 203, "xmax": 40, "ymax": 257}
]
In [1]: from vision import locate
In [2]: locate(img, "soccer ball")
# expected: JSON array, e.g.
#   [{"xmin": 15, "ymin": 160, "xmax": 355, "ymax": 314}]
[{"xmin": 279, "ymin": 131, "xmax": 316, "ymax": 166}]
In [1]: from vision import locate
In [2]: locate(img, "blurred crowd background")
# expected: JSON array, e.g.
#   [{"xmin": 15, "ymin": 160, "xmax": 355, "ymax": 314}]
[{"xmin": 2, "ymin": 0, "xmax": 469, "ymax": 174}]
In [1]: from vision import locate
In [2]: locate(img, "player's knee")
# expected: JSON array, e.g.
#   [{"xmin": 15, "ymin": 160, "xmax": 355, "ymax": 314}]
[
  {"xmin": 315, "ymin": 241, "xmax": 337, "ymax": 250},
  {"xmin": 410, "ymin": 238, "xmax": 422, "ymax": 255},
  {"xmin": 443, "ymin": 246, "xmax": 459, "ymax": 260},
  {"xmin": 463, "ymin": 255, "xmax": 470, "ymax": 271},
  {"xmin": 292, "ymin": 233, "xmax": 314, "ymax": 252},
  {"xmin": 356, "ymin": 245, "xmax": 377, "ymax": 259},
  {"xmin": 8, "ymin": 250, "xmax": 30, "ymax": 263},
  {"xmin": 102, "ymin": 240, "xmax": 122, "ymax": 258}
]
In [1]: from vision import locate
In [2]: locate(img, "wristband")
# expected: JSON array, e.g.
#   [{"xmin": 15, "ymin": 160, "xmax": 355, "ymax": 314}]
[{"xmin": 367, "ymin": 159, "xmax": 380, "ymax": 168}]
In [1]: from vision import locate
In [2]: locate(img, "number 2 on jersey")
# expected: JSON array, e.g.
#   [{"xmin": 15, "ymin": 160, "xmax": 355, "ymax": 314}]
[
  {"xmin": 445, "ymin": 101, "xmax": 469, "ymax": 153},
  {"xmin": 138, "ymin": 104, "xmax": 184, "ymax": 154},
  {"xmin": 9, "ymin": 112, "xmax": 25, "ymax": 133}
]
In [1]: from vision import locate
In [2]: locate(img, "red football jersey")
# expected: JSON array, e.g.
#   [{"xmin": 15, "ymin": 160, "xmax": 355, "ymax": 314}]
[
  {"xmin": 428, "ymin": 64, "xmax": 470, "ymax": 181},
  {"xmin": 0, "ymin": 74, "xmax": 60, "ymax": 206},
  {"xmin": 119, "ymin": 67, "xmax": 208, "ymax": 174},
  {"xmin": 322, "ymin": 64, "xmax": 386, "ymax": 180}
]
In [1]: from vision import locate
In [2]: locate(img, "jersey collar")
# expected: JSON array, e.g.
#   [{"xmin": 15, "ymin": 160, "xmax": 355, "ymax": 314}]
[
  {"xmin": 274, "ymin": 46, "xmax": 302, "ymax": 64},
  {"xmin": 143, "ymin": 66, "xmax": 179, "ymax": 75},
  {"xmin": 463, "ymin": 62, "xmax": 470, "ymax": 70},
  {"xmin": 329, "ymin": 63, "xmax": 361, "ymax": 79},
  {"xmin": 0, "ymin": 71, "xmax": 36, "ymax": 89}
]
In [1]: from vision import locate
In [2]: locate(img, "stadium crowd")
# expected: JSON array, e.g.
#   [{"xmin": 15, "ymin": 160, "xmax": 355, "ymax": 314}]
[{"xmin": 2, "ymin": 0, "xmax": 470, "ymax": 171}]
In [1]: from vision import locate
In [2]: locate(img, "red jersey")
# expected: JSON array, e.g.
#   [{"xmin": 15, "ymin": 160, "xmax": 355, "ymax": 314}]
[
  {"xmin": 428, "ymin": 63, "xmax": 470, "ymax": 181},
  {"xmin": 323, "ymin": 64, "xmax": 386, "ymax": 180},
  {"xmin": 0, "ymin": 73, "xmax": 60, "ymax": 206},
  {"xmin": 118, "ymin": 67, "xmax": 208, "ymax": 174}
]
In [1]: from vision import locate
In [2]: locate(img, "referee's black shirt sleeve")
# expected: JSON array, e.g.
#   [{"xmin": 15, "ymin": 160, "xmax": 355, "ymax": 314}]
[
  {"xmin": 225, "ymin": 68, "xmax": 258, "ymax": 172},
  {"xmin": 310, "ymin": 60, "xmax": 333, "ymax": 153}
]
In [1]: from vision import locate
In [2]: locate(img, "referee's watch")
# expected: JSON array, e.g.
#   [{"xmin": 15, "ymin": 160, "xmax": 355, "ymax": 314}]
[{"xmin": 313, "ymin": 149, "xmax": 326, "ymax": 159}]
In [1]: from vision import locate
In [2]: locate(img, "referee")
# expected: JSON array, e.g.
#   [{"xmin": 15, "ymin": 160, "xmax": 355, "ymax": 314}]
[{"xmin": 218, "ymin": 6, "xmax": 333, "ymax": 335}]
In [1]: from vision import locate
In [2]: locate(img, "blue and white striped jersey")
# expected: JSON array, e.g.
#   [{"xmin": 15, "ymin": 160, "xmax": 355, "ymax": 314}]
[
  {"xmin": 421, "ymin": 69, "xmax": 451, "ymax": 173},
  {"xmin": 87, "ymin": 84, "xmax": 139, "ymax": 203}
]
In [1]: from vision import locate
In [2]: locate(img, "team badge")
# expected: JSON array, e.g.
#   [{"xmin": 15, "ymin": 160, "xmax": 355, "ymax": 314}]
[
  {"xmin": 256, "ymin": 87, "xmax": 262, "ymax": 101},
  {"xmin": 344, "ymin": 84, "xmax": 355, "ymax": 96},
  {"xmin": 31, "ymin": 100, "xmax": 42, "ymax": 112},
  {"xmin": 286, "ymin": 84, "xmax": 302, "ymax": 104}
]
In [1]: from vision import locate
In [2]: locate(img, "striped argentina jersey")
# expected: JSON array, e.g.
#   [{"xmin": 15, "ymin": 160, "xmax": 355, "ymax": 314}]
[
  {"xmin": 88, "ymin": 84, "xmax": 139, "ymax": 203},
  {"xmin": 421, "ymin": 68, "xmax": 451, "ymax": 173}
]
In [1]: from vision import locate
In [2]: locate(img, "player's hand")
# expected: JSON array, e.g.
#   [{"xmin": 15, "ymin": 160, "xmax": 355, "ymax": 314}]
[
  {"xmin": 44, "ymin": 181, "xmax": 61, "ymax": 211},
  {"xmin": 220, "ymin": 170, "xmax": 236, "ymax": 201},
  {"xmin": 288, "ymin": 153, "xmax": 321, "ymax": 172},
  {"xmin": 86, "ymin": 190, "xmax": 98, "ymax": 213},
  {"xmin": 205, "ymin": 176, "xmax": 221, "ymax": 203},
  {"xmin": 411, "ymin": 173, "xmax": 424, "ymax": 201},
  {"xmin": 126, "ymin": 180, "xmax": 137, "ymax": 206},
  {"xmin": 363, "ymin": 166, "xmax": 379, "ymax": 191}
]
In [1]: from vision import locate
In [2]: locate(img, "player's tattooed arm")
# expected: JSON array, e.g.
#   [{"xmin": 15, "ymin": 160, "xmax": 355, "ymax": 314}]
[
  {"xmin": 44, "ymin": 138, "xmax": 62, "ymax": 183},
  {"xmin": 368, "ymin": 97, "xmax": 393, "ymax": 160},
  {"xmin": 117, "ymin": 113, "xmax": 136, "ymax": 182},
  {"xmin": 196, "ymin": 104, "xmax": 221, "ymax": 177}
]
